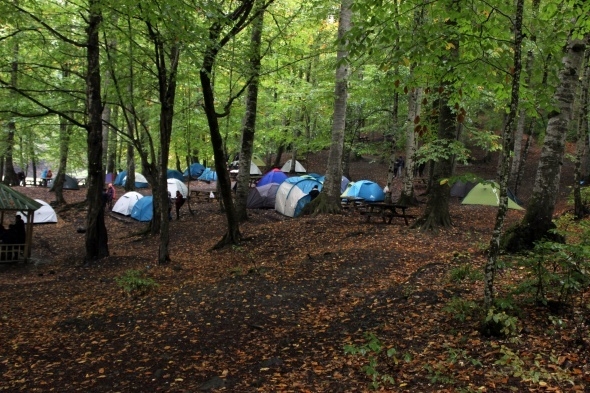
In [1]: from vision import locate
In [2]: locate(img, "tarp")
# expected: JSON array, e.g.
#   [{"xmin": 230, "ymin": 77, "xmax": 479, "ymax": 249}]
[
  {"xmin": 17, "ymin": 199, "xmax": 57, "ymax": 224},
  {"xmin": 105, "ymin": 173, "xmax": 116, "ymax": 184},
  {"xmin": 247, "ymin": 183, "xmax": 280, "ymax": 209},
  {"xmin": 198, "ymin": 168, "xmax": 218, "ymax": 182},
  {"xmin": 341, "ymin": 180, "xmax": 384, "ymax": 202},
  {"xmin": 450, "ymin": 180, "xmax": 477, "ymax": 198},
  {"xmin": 112, "ymin": 191, "xmax": 143, "ymax": 216},
  {"xmin": 48, "ymin": 174, "xmax": 80, "ymax": 190},
  {"xmin": 461, "ymin": 182, "xmax": 524, "ymax": 210},
  {"xmin": 167, "ymin": 169, "xmax": 184, "ymax": 182},
  {"xmin": 167, "ymin": 179, "xmax": 188, "ymax": 198},
  {"xmin": 131, "ymin": 195, "xmax": 153, "ymax": 221},
  {"xmin": 122, "ymin": 173, "xmax": 149, "ymax": 188},
  {"xmin": 281, "ymin": 159, "xmax": 306, "ymax": 173},
  {"xmin": 183, "ymin": 163, "xmax": 205, "ymax": 180},
  {"xmin": 275, "ymin": 176, "xmax": 323, "ymax": 217},
  {"xmin": 257, "ymin": 168, "xmax": 288, "ymax": 187}
]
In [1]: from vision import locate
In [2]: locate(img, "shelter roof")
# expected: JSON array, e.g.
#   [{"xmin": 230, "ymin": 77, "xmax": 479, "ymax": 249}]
[{"xmin": 0, "ymin": 183, "xmax": 43, "ymax": 211}]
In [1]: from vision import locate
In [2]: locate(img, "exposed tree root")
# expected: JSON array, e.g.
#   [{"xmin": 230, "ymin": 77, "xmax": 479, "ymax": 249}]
[{"xmin": 212, "ymin": 230, "xmax": 243, "ymax": 250}]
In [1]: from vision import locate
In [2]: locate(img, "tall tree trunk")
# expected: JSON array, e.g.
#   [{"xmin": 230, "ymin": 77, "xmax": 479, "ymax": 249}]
[
  {"xmin": 573, "ymin": 50, "xmax": 590, "ymax": 219},
  {"xmin": 4, "ymin": 41, "xmax": 20, "ymax": 186},
  {"xmin": 316, "ymin": 0, "xmax": 352, "ymax": 214},
  {"xmin": 503, "ymin": 36, "xmax": 588, "ymax": 252},
  {"xmin": 414, "ymin": 0, "xmax": 459, "ymax": 231},
  {"xmin": 85, "ymin": 0, "xmax": 109, "ymax": 261},
  {"xmin": 484, "ymin": 0, "xmax": 524, "ymax": 311},
  {"xmin": 236, "ymin": 5, "xmax": 264, "ymax": 222},
  {"xmin": 399, "ymin": 86, "xmax": 422, "ymax": 205},
  {"xmin": 54, "ymin": 64, "xmax": 73, "ymax": 205}
]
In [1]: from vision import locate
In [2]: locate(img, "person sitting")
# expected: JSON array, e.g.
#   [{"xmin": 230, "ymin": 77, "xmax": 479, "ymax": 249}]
[{"xmin": 309, "ymin": 185, "xmax": 320, "ymax": 201}]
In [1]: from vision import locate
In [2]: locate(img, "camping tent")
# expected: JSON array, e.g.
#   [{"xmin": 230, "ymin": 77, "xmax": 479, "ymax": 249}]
[
  {"xmin": 198, "ymin": 168, "xmax": 218, "ymax": 182},
  {"xmin": 450, "ymin": 180, "xmax": 477, "ymax": 198},
  {"xmin": 131, "ymin": 195, "xmax": 153, "ymax": 221},
  {"xmin": 167, "ymin": 169, "xmax": 184, "ymax": 182},
  {"xmin": 112, "ymin": 191, "xmax": 143, "ymax": 216},
  {"xmin": 105, "ymin": 173, "xmax": 116, "ymax": 184},
  {"xmin": 274, "ymin": 176, "xmax": 323, "ymax": 217},
  {"xmin": 257, "ymin": 168, "xmax": 288, "ymax": 187},
  {"xmin": 315, "ymin": 175, "xmax": 350, "ymax": 193},
  {"xmin": 461, "ymin": 182, "xmax": 524, "ymax": 210},
  {"xmin": 17, "ymin": 199, "xmax": 57, "ymax": 224},
  {"xmin": 281, "ymin": 159, "xmax": 306, "ymax": 173},
  {"xmin": 252, "ymin": 155, "xmax": 265, "ymax": 167},
  {"xmin": 183, "ymin": 163, "xmax": 205, "ymax": 180},
  {"xmin": 48, "ymin": 174, "xmax": 80, "ymax": 190},
  {"xmin": 341, "ymin": 180, "xmax": 384, "ymax": 202},
  {"xmin": 247, "ymin": 183, "xmax": 280, "ymax": 209},
  {"xmin": 122, "ymin": 173, "xmax": 149, "ymax": 188},
  {"xmin": 167, "ymin": 178, "xmax": 188, "ymax": 198},
  {"xmin": 229, "ymin": 162, "xmax": 262, "ymax": 176}
]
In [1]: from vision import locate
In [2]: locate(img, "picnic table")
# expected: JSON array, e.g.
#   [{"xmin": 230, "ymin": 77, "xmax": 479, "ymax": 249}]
[
  {"xmin": 359, "ymin": 202, "xmax": 414, "ymax": 225},
  {"xmin": 341, "ymin": 196, "xmax": 365, "ymax": 212}
]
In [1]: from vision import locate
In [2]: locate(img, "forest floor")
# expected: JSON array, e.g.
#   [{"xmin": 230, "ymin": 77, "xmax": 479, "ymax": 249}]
[{"xmin": 0, "ymin": 144, "xmax": 589, "ymax": 393}]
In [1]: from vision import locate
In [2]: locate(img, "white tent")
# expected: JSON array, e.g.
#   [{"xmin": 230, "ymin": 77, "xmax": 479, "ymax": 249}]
[
  {"xmin": 17, "ymin": 199, "xmax": 57, "ymax": 224},
  {"xmin": 229, "ymin": 161, "xmax": 263, "ymax": 176},
  {"xmin": 274, "ymin": 182, "xmax": 307, "ymax": 217},
  {"xmin": 280, "ymin": 159, "xmax": 306, "ymax": 173},
  {"xmin": 122, "ymin": 173, "xmax": 149, "ymax": 188},
  {"xmin": 167, "ymin": 178, "xmax": 188, "ymax": 198},
  {"xmin": 112, "ymin": 191, "xmax": 144, "ymax": 216}
]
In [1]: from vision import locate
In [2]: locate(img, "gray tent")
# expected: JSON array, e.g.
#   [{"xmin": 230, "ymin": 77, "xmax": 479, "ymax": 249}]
[
  {"xmin": 49, "ymin": 174, "xmax": 80, "ymax": 191},
  {"xmin": 247, "ymin": 183, "xmax": 280, "ymax": 209},
  {"xmin": 450, "ymin": 180, "xmax": 477, "ymax": 198}
]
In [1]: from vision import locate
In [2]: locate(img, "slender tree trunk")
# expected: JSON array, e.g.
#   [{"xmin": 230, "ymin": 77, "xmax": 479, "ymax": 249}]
[
  {"xmin": 85, "ymin": 0, "xmax": 109, "ymax": 261},
  {"xmin": 54, "ymin": 116, "xmax": 71, "ymax": 205},
  {"xmin": 503, "ymin": 36, "xmax": 588, "ymax": 252},
  {"xmin": 4, "ymin": 41, "xmax": 20, "ymax": 186},
  {"xmin": 236, "ymin": 5, "xmax": 264, "ymax": 222},
  {"xmin": 484, "ymin": 0, "xmax": 524, "ymax": 311},
  {"xmin": 573, "ymin": 51, "xmax": 590, "ymax": 218},
  {"xmin": 314, "ymin": 0, "xmax": 352, "ymax": 214},
  {"xmin": 399, "ymin": 86, "xmax": 422, "ymax": 205}
]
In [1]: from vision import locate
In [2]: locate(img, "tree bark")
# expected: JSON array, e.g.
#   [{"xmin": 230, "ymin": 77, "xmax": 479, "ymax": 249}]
[
  {"xmin": 573, "ymin": 50, "xmax": 590, "ymax": 219},
  {"xmin": 484, "ymin": 0, "xmax": 524, "ymax": 311},
  {"xmin": 235, "ymin": 5, "xmax": 264, "ymax": 222},
  {"xmin": 85, "ymin": 0, "xmax": 109, "ymax": 262},
  {"xmin": 4, "ymin": 41, "xmax": 20, "ymax": 186},
  {"xmin": 502, "ymin": 36, "xmax": 588, "ymax": 252},
  {"xmin": 314, "ymin": 0, "xmax": 352, "ymax": 214}
]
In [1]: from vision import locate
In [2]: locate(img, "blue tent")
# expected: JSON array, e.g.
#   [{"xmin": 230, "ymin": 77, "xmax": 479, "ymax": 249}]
[
  {"xmin": 275, "ymin": 176, "xmax": 323, "ymax": 217},
  {"xmin": 198, "ymin": 168, "xmax": 218, "ymax": 182},
  {"xmin": 131, "ymin": 196, "xmax": 153, "ymax": 222},
  {"xmin": 113, "ymin": 170, "xmax": 127, "ymax": 186},
  {"xmin": 114, "ymin": 171, "xmax": 149, "ymax": 188},
  {"xmin": 167, "ymin": 169, "xmax": 184, "ymax": 182},
  {"xmin": 257, "ymin": 168, "xmax": 288, "ymax": 187},
  {"xmin": 342, "ymin": 180, "xmax": 384, "ymax": 202},
  {"xmin": 183, "ymin": 163, "xmax": 205, "ymax": 180}
]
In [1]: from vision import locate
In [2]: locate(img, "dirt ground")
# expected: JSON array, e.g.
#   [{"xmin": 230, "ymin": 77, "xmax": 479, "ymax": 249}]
[{"xmin": 0, "ymin": 147, "xmax": 589, "ymax": 392}]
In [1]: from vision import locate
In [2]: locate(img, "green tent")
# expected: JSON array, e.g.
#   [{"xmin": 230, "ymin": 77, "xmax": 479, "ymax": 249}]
[
  {"xmin": 461, "ymin": 182, "xmax": 524, "ymax": 210},
  {"xmin": 252, "ymin": 155, "xmax": 265, "ymax": 167}
]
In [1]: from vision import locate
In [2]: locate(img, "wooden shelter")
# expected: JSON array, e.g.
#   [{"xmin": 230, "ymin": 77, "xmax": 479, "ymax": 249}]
[{"xmin": 0, "ymin": 184, "xmax": 42, "ymax": 262}]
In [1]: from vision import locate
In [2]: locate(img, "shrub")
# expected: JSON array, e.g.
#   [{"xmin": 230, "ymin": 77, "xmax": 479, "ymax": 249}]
[{"xmin": 115, "ymin": 269, "xmax": 158, "ymax": 296}]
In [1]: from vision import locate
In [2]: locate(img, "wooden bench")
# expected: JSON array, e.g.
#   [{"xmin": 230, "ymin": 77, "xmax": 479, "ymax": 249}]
[{"xmin": 360, "ymin": 202, "xmax": 415, "ymax": 225}]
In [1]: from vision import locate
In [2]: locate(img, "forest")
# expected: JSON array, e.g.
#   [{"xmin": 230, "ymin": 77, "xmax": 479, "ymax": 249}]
[{"xmin": 1, "ymin": 0, "xmax": 590, "ymax": 391}]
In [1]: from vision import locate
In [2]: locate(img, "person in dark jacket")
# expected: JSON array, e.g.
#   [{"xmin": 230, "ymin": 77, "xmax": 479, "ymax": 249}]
[
  {"xmin": 309, "ymin": 185, "xmax": 320, "ymax": 201},
  {"xmin": 175, "ymin": 191, "xmax": 185, "ymax": 220}
]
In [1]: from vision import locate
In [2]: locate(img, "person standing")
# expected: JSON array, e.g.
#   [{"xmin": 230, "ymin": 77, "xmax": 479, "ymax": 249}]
[
  {"xmin": 106, "ymin": 183, "xmax": 116, "ymax": 210},
  {"xmin": 168, "ymin": 191, "xmax": 173, "ymax": 221},
  {"xmin": 175, "ymin": 191, "xmax": 185, "ymax": 220}
]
